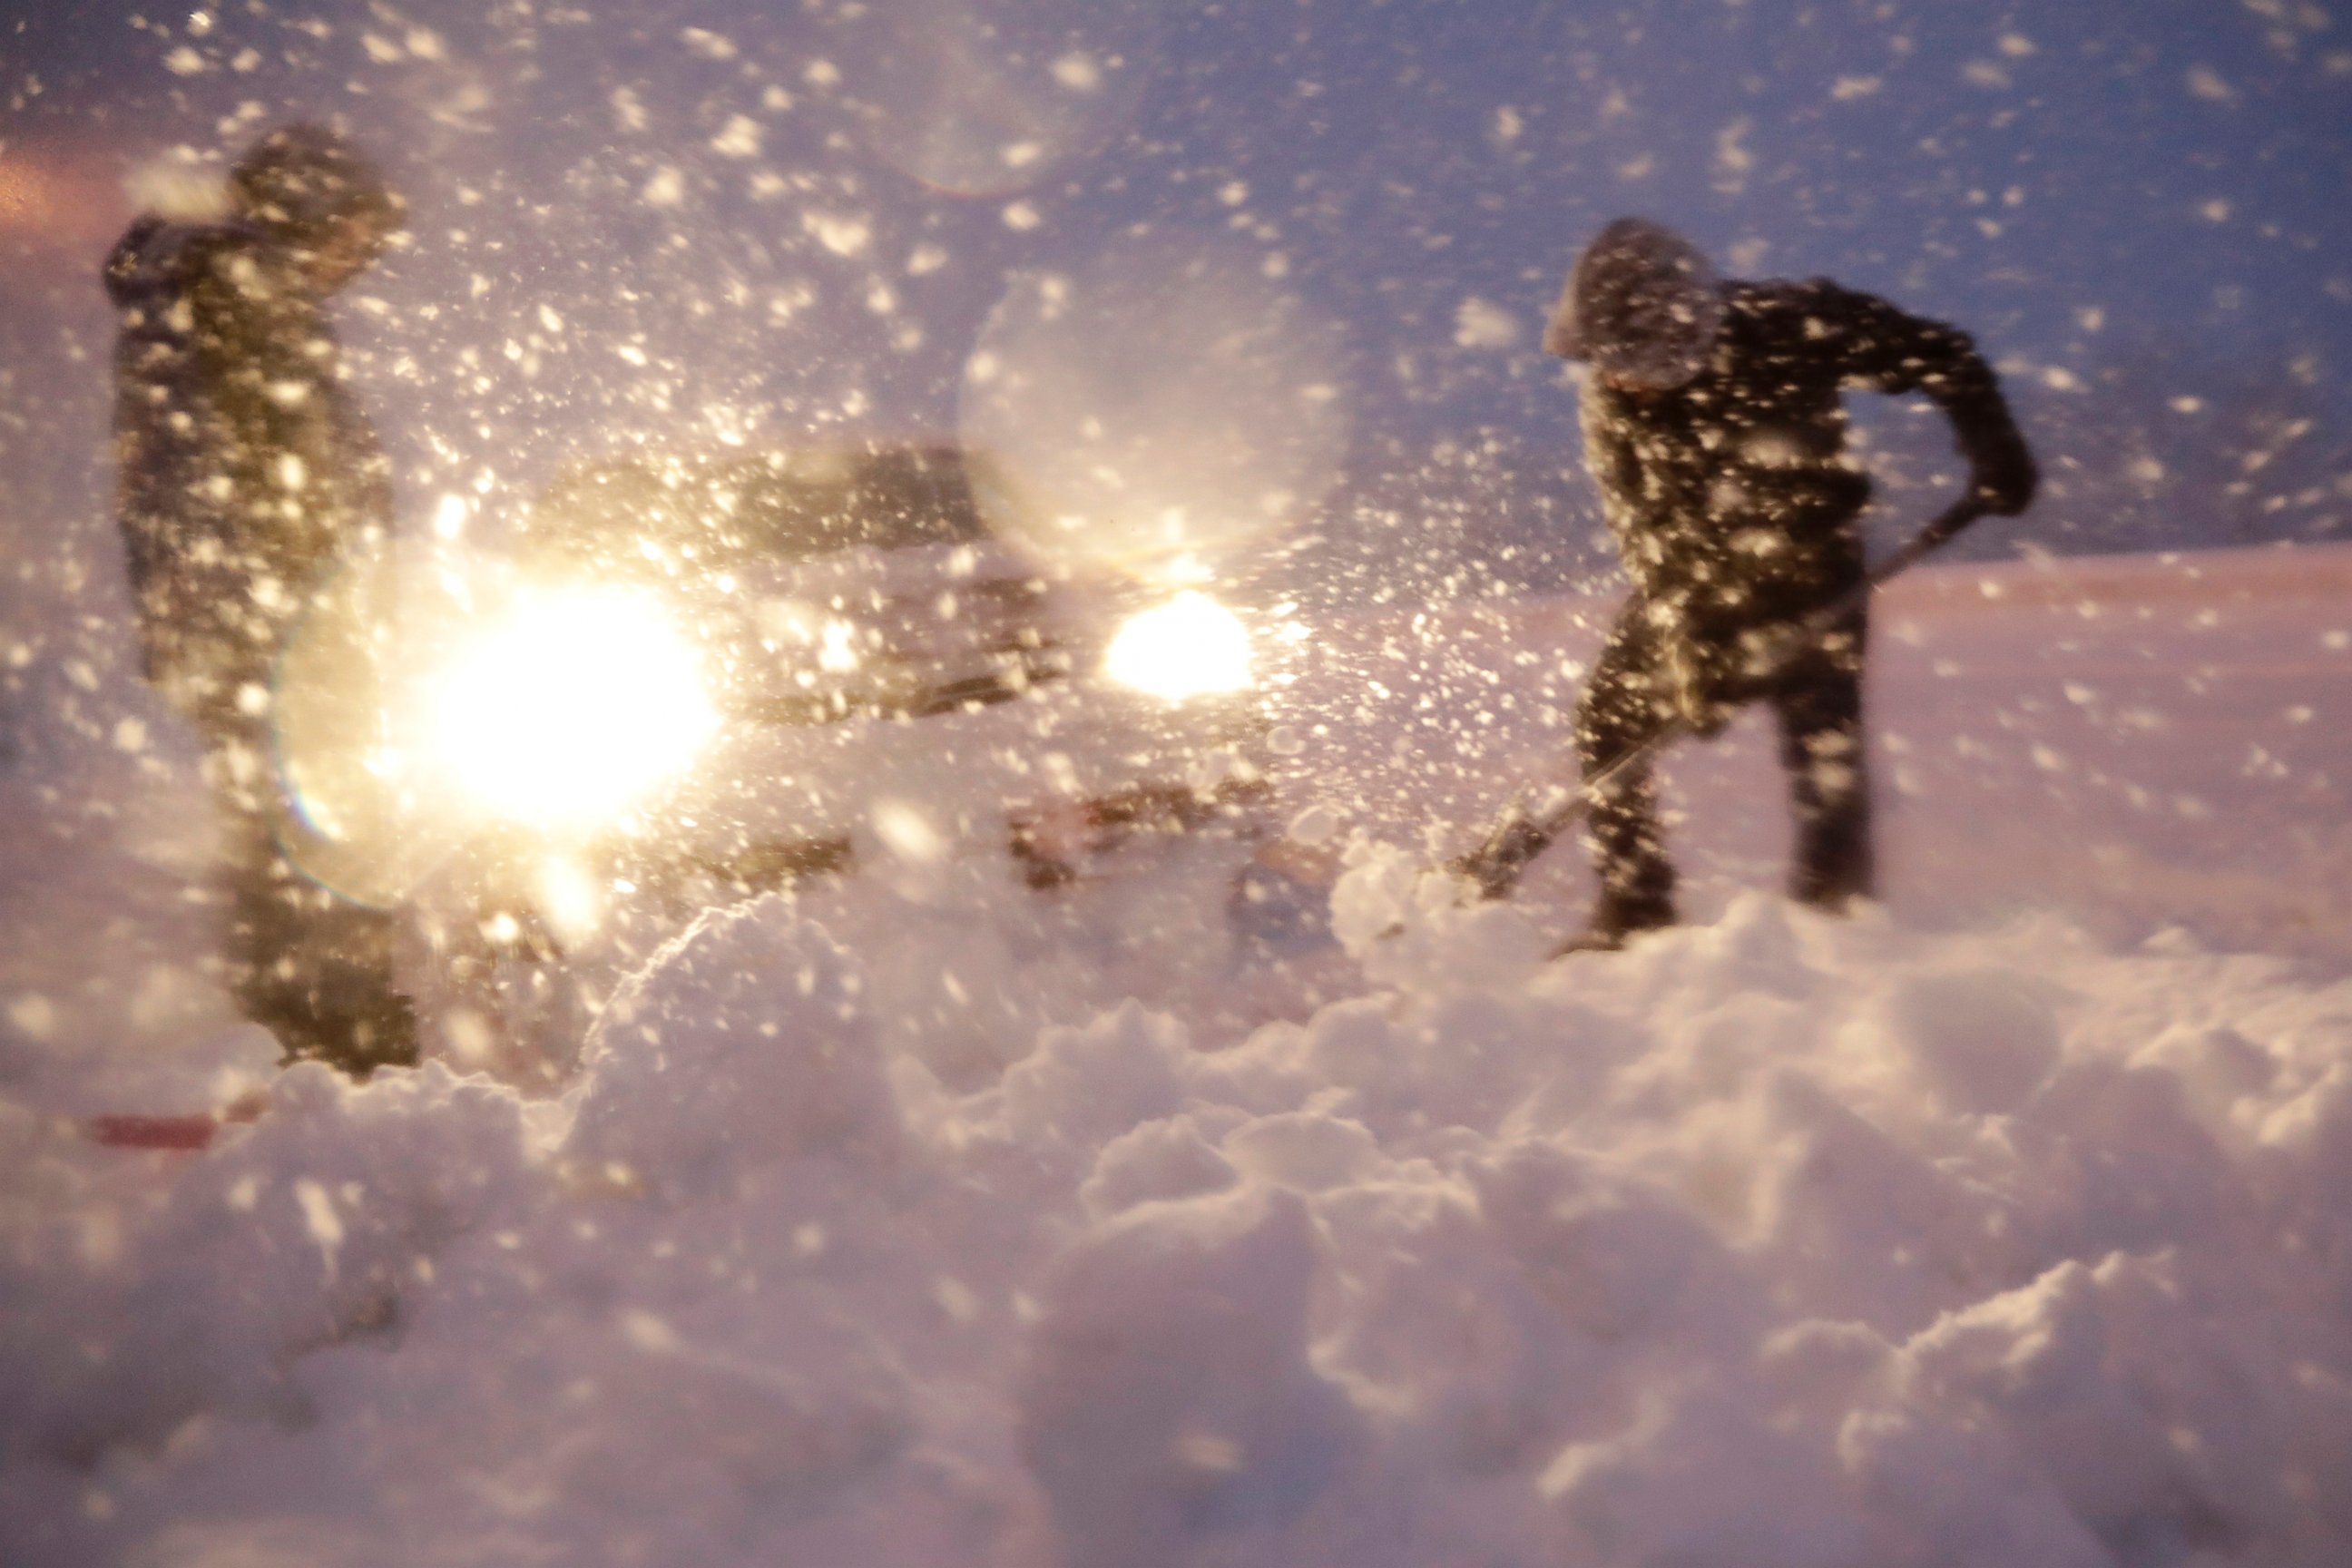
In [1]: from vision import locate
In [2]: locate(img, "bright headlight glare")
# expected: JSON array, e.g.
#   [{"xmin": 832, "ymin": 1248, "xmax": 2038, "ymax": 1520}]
[
  {"xmin": 1103, "ymin": 591, "xmax": 1253, "ymax": 701},
  {"xmin": 426, "ymin": 584, "xmax": 719, "ymax": 829}
]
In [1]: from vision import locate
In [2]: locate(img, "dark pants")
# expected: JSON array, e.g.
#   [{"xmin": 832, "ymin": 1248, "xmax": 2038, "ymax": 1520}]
[
  {"xmin": 1573, "ymin": 593, "xmax": 1873, "ymax": 936},
  {"xmin": 218, "ymin": 812, "xmax": 417, "ymax": 1076},
  {"xmin": 196, "ymin": 701, "xmax": 417, "ymax": 1078}
]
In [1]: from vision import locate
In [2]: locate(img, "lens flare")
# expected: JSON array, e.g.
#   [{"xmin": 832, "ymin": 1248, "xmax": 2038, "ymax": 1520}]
[
  {"xmin": 426, "ymin": 585, "xmax": 718, "ymax": 830},
  {"xmin": 958, "ymin": 238, "xmax": 1348, "ymax": 578},
  {"xmin": 1103, "ymin": 592, "xmax": 1253, "ymax": 701}
]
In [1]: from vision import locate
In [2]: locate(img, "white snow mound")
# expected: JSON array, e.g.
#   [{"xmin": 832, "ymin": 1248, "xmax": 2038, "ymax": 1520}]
[{"xmin": 5, "ymin": 882, "xmax": 2352, "ymax": 1567}]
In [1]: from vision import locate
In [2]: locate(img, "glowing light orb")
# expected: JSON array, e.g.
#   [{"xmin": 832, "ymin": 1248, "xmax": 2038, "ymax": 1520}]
[
  {"xmin": 958, "ymin": 239, "xmax": 1348, "ymax": 578},
  {"xmin": 426, "ymin": 585, "xmax": 719, "ymax": 830},
  {"xmin": 1103, "ymin": 592, "xmax": 1253, "ymax": 701}
]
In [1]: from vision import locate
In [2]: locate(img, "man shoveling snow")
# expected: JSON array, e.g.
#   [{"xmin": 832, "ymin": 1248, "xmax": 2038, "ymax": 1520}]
[{"xmin": 1535, "ymin": 217, "xmax": 2037, "ymax": 950}]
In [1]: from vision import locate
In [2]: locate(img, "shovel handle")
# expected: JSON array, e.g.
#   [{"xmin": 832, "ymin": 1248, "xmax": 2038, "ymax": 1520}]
[{"xmin": 1455, "ymin": 494, "xmax": 1994, "ymax": 899}]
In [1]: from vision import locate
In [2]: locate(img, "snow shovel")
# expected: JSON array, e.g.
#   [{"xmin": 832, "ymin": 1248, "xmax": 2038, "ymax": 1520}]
[{"xmin": 1448, "ymin": 493, "xmax": 1994, "ymax": 904}]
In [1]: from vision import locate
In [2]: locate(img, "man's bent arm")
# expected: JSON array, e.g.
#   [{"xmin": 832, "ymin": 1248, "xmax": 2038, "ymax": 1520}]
[{"xmin": 1822, "ymin": 283, "xmax": 2036, "ymax": 516}]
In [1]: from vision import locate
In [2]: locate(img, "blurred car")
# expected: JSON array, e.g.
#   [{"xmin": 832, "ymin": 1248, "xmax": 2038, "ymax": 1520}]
[{"xmin": 401, "ymin": 443, "xmax": 1284, "ymax": 1001}]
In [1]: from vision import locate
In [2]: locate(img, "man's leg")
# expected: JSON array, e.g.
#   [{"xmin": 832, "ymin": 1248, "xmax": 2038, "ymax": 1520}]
[
  {"xmin": 1572, "ymin": 601, "xmax": 1681, "ymax": 944},
  {"xmin": 1772, "ymin": 608, "xmax": 1874, "ymax": 910},
  {"xmin": 218, "ymin": 810, "xmax": 418, "ymax": 1076}
]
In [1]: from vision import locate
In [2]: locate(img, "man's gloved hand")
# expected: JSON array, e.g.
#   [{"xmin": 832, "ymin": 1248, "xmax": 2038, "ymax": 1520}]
[{"xmin": 1971, "ymin": 436, "xmax": 2038, "ymax": 516}]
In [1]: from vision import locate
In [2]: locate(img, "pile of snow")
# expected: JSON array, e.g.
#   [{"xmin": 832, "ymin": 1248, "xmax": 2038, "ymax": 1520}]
[
  {"xmin": 7, "ymin": 857, "xmax": 2352, "ymax": 1566},
  {"xmin": 5, "ymin": 542, "xmax": 2347, "ymax": 1563}
]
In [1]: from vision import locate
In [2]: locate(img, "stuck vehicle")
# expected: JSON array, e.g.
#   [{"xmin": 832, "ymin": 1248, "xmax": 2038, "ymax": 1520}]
[{"xmin": 366, "ymin": 443, "xmax": 1289, "ymax": 1069}]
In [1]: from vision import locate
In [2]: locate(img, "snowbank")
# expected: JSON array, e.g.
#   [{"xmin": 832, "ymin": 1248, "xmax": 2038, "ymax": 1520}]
[
  {"xmin": 6, "ymin": 866, "xmax": 2352, "ymax": 1566},
  {"xmin": 5, "ymin": 543, "xmax": 2348, "ymax": 1563}
]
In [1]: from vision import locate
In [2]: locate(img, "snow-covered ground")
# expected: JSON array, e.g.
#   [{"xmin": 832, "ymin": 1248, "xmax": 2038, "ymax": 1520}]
[{"xmin": 4, "ymin": 543, "xmax": 2351, "ymax": 1567}]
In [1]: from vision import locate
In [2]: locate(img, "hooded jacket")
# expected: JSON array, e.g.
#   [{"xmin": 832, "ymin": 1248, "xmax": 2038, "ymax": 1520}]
[
  {"xmin": 1546, "ymin": 216, "xmax": 1725, "ymax": 391},
  {"xmin": 104, "ymin": 129, "xmax": 399, "ymax": 733},
  {"xmin": 1575, "ymin": 275, "xmax": 2029, "ymax": 637},
  {"xmin": 1551, "ymin": 221, "xmax": 2032, "ymax": 641}
]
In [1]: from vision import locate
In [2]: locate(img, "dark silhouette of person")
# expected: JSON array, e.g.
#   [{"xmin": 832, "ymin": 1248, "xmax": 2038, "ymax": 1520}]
[
  {"xmin": 1546, "ymin": 218, "xmax": 2036, "ymax": 948},
  {"xmin": 104, "ymin": 123, "xmax": 417, "ymax": 1072}
]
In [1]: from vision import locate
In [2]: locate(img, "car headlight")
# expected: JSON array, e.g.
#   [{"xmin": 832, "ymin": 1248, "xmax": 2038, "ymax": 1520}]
[
  {"xmin": 1103, "ymin": 591, "xmax": 1254, "ymax": 701},
  {"xmin": 425, "ymin": 583, "xmax": 720, "ymax": 831}
]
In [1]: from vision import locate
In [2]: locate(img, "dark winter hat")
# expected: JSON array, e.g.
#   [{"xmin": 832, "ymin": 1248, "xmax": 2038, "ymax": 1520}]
[
  {"xmin": 1545, "ymin": 217, "xmax": 1724, "ymax": 390},
  {"xmin": 229, "ymin": 123, "xmax": 405, "ymax": 250}
]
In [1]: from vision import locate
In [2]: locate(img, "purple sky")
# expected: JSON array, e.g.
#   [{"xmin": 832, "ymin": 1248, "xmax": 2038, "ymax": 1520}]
[{"xmin": 3, "ymin": 0, "xmax": 2347, "ymax": 616}]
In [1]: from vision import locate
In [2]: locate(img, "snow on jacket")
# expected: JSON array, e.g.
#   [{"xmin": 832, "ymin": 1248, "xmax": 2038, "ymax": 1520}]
[
  {"xmin": 1577, "ymin": 276, "xmax": 2033, "ymax": 640},
  {"xmin": 103, "ymin": 211, "xmax": 393, "ymax": 734}
]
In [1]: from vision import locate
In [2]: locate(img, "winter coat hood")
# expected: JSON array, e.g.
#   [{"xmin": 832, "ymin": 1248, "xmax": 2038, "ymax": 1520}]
[
  {"xmin": 1545, "ymin": 217, "xmax": 1725, "ymax": 392},
  {"xmin": 230, "ymin": 123, "xmax": 404, "ymax": 253},
  {"xmin": 103, "ymin": 126, "xmax": 401, "ymax": 312}
]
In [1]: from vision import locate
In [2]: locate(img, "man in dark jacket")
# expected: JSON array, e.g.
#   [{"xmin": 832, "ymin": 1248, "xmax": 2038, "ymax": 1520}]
[
  {"xmin": 1546, "ymin": 217, "xmax": 2036, "ymax": 948},
  {"xmin": 106, "ymin": 123, "xmax": 417, "ymax": 1072}
]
